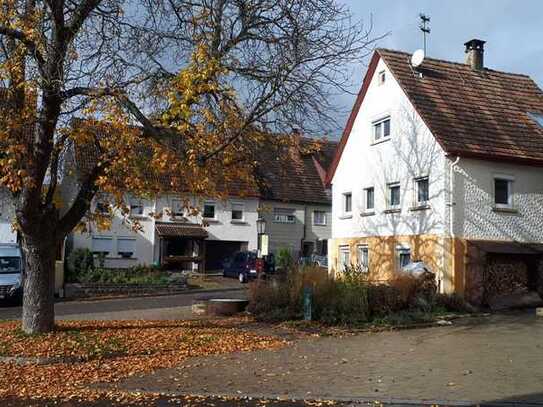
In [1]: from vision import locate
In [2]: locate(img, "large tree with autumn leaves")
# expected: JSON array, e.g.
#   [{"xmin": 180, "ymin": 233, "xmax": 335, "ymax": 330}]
[{"xmin": 0, "ymin": 0, "xmax": 377, "ymax": 333}]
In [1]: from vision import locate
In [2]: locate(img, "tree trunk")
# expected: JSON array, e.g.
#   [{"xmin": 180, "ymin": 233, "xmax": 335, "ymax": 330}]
[{"xmin": 21, "ymin": 235, "xmax": 57, "ymax": 334}]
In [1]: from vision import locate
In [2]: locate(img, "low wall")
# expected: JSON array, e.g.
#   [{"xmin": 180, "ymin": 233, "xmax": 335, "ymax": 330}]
[{"xmin": 65, "ymin": 282, "xmax": 188, "ymax": 299}]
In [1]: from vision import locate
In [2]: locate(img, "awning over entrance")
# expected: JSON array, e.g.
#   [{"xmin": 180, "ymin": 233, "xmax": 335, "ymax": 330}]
[{"xmin": 155, "ymin": 222, "xmax": 208, "ymax": 238}]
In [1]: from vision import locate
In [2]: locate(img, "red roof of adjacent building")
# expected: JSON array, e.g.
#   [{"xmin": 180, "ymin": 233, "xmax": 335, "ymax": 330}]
[{"xmin": 326, "ymin": 48, "xmax": 543, "ymax": 184}]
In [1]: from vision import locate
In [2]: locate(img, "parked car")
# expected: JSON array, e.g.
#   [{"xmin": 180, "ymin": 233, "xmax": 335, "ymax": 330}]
[
  {"xmin": 223, "ymin": 251, "xmax": 275, "ymax": 283},
  {"xmin": 0, "ymin": 243, "xmax": 24, "ymax": 303}
]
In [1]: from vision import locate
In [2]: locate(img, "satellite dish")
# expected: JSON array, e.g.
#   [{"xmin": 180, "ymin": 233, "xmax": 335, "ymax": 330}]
[{"xmin": 411, "ymin": 49, "xmax": 425, "ymax": 68}]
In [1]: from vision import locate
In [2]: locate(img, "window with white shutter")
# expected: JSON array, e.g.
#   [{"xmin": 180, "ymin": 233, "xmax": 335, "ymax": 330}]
[
  {"xmin": 92, "ymin": 236, "xmax": 113, "ymax": 255},
  {"xmin": 117, "ymin": 238, "xmax": 136, "ymax": 258}
]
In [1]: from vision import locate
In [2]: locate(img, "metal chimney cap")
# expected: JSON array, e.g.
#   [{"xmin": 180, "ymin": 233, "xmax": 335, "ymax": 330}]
[{"xmin": 464, "ymin": 39, "xmax": 486, "ymax": 51}]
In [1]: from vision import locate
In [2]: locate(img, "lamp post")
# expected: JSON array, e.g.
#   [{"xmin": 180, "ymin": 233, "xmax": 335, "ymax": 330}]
[{"xmin": 256, "ymin": 217, "xmax": 267, "ymax": 278}]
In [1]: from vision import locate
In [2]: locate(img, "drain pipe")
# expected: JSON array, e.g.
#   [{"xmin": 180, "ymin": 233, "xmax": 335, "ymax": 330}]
[{"xmin": 446, "ymin": 156, "xmax": 461, "ymax": 293}]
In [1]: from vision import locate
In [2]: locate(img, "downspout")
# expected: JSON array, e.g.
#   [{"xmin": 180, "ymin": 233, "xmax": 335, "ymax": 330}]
[
  {"xmin": 447, "ymin": 156, "xmax": 461, "ymax": 293},
  {"xmin": 301, "ymin": 205, "xmax": 307, "ymax": 259}
]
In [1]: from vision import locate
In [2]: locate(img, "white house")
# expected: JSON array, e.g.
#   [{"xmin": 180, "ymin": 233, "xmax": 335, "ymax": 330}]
[
  {"xmin": 68, "ymin": 135, "xmax": 336, "ymax": 271},
  {"xmin": 327, "ymin": 39, "xmax": 543, "ymax": 304}
]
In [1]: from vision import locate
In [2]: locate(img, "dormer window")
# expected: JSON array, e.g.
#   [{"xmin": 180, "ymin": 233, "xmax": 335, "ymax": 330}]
[
  {"xmin": 378, "ymin": 70, "xmax": 386, "ymax": 85},
  {"xmin": 373, "ymin": 116, "xmax": 391, "ymax": 143}
]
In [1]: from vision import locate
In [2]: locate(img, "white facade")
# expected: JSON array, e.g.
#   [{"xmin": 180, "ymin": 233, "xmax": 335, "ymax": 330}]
[
  {"xmin": 71, "ymin": 194, "xmax": 260, "ymax": 268},
  {"xmin": 331, "ymin": 58, "xmax": 450, "ymax": 240},
  {"xmin": 453, "ymin": 158, "xmax": 543, "ymax": 242},
  {"xmin": 0, "ymin": 192, "xmax": 17, "ymax": 244},
  {"xmin": 331, "ymin": 54, "xmax": 543, "ymax": 248}
]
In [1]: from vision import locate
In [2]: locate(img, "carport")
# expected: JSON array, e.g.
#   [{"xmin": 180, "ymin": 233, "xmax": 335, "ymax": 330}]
[
  {"xmin": 464, "ymin": 240, "xmax": 543, "ymax": 306},
  {"xmin": 156, "ymin": 222, "xmax": 208, "ymax": 272}
]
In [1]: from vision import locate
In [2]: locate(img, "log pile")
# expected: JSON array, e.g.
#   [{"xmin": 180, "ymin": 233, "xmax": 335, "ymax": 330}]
[{"xmin": 484, "ymin": 257, "xmax": 529, "ymax": 302}]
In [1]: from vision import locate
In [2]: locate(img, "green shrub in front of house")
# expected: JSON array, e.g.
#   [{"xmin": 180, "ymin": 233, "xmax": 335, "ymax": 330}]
[
  {"xmin": 66, "ymin": 248, "xmax": 169, "ymax": 285},
  {"xmin": 248, "ymin": 264, "xmax": 471, "ymax": 326}
]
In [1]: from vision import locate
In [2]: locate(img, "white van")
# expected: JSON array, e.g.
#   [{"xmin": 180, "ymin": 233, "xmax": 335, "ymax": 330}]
[{"xmin": 0, "ymin": 243, "xmax": 23, "ymax": 301}]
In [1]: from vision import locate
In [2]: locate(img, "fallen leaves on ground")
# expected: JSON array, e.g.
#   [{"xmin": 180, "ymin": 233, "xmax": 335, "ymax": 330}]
[{"xmin": 0, "ymin": 318, "xmax": 287, "ymax": 404}]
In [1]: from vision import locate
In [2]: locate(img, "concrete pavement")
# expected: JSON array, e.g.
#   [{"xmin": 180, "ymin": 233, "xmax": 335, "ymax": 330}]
[{"xmin": 119, "ymin": 312, "xmax": 543, "ymax": 405}]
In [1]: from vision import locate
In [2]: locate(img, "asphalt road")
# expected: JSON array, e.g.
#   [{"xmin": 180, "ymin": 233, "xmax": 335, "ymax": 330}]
[{"xmin": 0, "ymin": 288, "xmax": 247, "ymax": 321}]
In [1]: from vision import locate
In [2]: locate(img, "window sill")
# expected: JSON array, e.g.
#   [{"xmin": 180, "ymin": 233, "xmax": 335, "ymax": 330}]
[
  {"xmin": 370, "ymin": 137, "xmax": 391, "ymax": 146},
  {"xmin": 230, "ymin": 220, "xmax": 248, "ymax": 225},
  {"xmin": 409, "ymin": 204, "xmax": 431, "ymax": 212},
  {"xmin": 96, "ymin": 256, "xmax": 138, "ymax": 260},
  {"xmin": 203, "ymin": 218, "xmax": 219, "ymax": 223},
  {"xmin": 492, "ymin": 206, "xmax": 519, "ymax": 215},
  {"xmin": 360, "ymin": 211, "xmax": 376, "ymax": 217},
  {"xmin": 339, "ymin": 214, "xmax": 353, "ymax": 220},
  {"xmin": 383, "ymin": 208, "xmax": 401, "ymax": 214},
  {"xmin": 313, "ymin": 223, "xmax": 327, "ymax": 227}
]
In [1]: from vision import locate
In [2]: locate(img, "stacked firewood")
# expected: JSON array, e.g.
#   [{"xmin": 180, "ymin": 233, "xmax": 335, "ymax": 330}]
[{"xmin": 484, "ymin": 258, "xmax": 528, "ymax": 301}]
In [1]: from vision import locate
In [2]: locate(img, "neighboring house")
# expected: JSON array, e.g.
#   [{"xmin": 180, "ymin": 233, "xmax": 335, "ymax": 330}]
[
  {"xmin": 0, "ymin": 191, "xmax": 17, "ymax": 244},
  {"xmin": 327, "ymin": 39, "xmax": 543, "ymax": 304},
  {"xmin": 68, "ymin": 135, "xmax": 336, "ymax": 271}
]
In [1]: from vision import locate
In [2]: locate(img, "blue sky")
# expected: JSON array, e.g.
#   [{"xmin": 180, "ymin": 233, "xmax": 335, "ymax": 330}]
[{"xmin": 331, "ymin": 0, "xmax": 543, "ymax": 137}]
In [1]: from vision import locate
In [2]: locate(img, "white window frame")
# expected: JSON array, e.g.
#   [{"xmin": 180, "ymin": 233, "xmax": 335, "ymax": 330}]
[
  {"xmin": 171, "ymin": 198, "xmax": 185, "ymax": 217},
  {"xmin": 117, "ymin": 237, "xmax": 136, "ymax": 259},
  {"xmin": 202, "ymin": 201, "xmax": 217, "ymax": 220},
  {"xmin": 364, "ymin": 187, "xmax": 375, "ymax": 212},
  {"xmin": 357, "ymin": 244, "xmax": 369, "ymax": 272},
  {"xmin": 493, "ymin": 175, "xmax": 514, "ymax": 209},
  {"xmin": 372, "ymin": 116, "xmax": 391, "ymax": 143},
  {"xmin": 273, "ymin": 208, "xmax": 296, "ymax": 224},
  {"xmin": 129, "ymin": 199, "xmax": 144, "ymax": 217},
  {"xmin": 313, "ymin": 210, "xmax": 327, "ymax": 226},
  {"xmin": 342, "ymin": 192, "xmax": 352, "ymax": 215},
  {"xmin": 378, "ymin": 70, "xmax": 386, "ymax": 85},
  {"xmin": 415, "ymin": 176, "xmax": 430, "ymax": 205},
  {"xmin": 387, "ymin": 182, "xmax": 401, "ymax": 209},
  {"xmin": 92, "ymin": 236, "xmax": 113, "ymax": 256},
  {"xmin": 231, "ymin": 202, "xmax": 245, "ymax": 222},
  {"xmin": 339, "ymin": 245, "xmax": 350, "ymax": 272},
  {"xmin": 396, "ymin": 245, "xmax": 411, "ymax": 271}
]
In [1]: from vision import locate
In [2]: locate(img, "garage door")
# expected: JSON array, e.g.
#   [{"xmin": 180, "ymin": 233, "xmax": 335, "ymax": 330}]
[{"xmin": 205, "ymin": 241, "xmax": 245, "ymax": 271}]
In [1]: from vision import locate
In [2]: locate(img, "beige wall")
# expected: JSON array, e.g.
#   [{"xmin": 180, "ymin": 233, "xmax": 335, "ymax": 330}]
[{"xmin": 329, "ymin": 234, "xmax": 458, "ymax": 293}]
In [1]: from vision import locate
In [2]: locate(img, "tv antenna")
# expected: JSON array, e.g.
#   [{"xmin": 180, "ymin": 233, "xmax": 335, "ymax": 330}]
[{"xmin": 419, "ymin": 13, "xmax": 431, "ymax": 54}]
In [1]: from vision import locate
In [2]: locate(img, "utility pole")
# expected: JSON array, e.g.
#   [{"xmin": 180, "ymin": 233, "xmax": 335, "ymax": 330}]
[{"xmin": 419, "ymin": 13, "xmax": 431, "ymax": 54}]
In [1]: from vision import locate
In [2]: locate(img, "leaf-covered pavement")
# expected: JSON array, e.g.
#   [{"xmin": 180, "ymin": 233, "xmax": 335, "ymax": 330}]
[{"xmin": 0, "ymin": 318, "xmax": 286, "ymax": 404}]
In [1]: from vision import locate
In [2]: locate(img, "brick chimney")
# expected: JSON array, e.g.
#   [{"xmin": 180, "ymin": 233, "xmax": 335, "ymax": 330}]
[{"xmin": 464, "ymin": 39, "xmax": 486, "ymax": 70}]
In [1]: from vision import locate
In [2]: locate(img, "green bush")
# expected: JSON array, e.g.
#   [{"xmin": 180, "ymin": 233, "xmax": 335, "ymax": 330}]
[
  {"xmin": 248, "ymin": 264, "xmax": 471, "ymax": 326},
  {"xmin": 66, "ymin": 248, "xmax": 95, "ymax": 283},
  {"xmin": 249, "ymin": 265, "xmax": 371, "ymax": 325},
  {"xmin": 66, "ymin": 252, "xmax": 168, "ymax": 285},
  {"xmin": 275, "ymin": 247, "xmax": 294, "ymax": 271}
]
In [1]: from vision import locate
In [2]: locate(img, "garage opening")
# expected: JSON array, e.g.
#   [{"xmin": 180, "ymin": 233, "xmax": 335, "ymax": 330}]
[
  {"xmin": 483, "ymin": 253, "xmax": 542, "ymax": 304},
  {"xmin": 466, "ymin": 240, "xmax": 543, "ymax": 308},
  {"xmin": 205, "ymin": 241, "xmax": 247, "ymax": 272}
]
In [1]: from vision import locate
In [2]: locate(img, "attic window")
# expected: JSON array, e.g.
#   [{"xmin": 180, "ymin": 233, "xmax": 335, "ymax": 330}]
[
  {"xmin": 527, "ymin": 112, "xmax": 543, "ymax": 128},
  {"xmin": 378, "ymin": 70, "xmax": 386, "ymax": 85}
]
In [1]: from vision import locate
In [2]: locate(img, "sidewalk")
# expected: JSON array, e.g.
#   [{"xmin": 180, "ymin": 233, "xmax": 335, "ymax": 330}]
[{"xmin": 118, "ymin": 313, "xmax": 543, "ymax": 405}]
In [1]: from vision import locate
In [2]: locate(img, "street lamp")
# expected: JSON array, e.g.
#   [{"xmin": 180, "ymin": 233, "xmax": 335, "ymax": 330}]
[
  {"xmin": 256, "ymin": 217, "xmax": 267, "ymax": 278},
  {"xmin": 256, "ymin": 217, "xmax": 267, "ymax": 235}
]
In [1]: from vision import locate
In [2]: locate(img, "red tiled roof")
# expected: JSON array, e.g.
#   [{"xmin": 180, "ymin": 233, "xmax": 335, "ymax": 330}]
[
  {"xmin": 327, "ymin": 49, "xmax": 543, "ymax": 183},
  {"xmin": 73, "ymin": 121, "xmax": 336, "ymax": 205}
]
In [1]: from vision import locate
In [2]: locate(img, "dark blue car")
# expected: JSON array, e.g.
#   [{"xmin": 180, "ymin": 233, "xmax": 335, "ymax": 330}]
[{"xmin": 223, "ymin": 251, "xmax": 275, "ymax": 283}]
